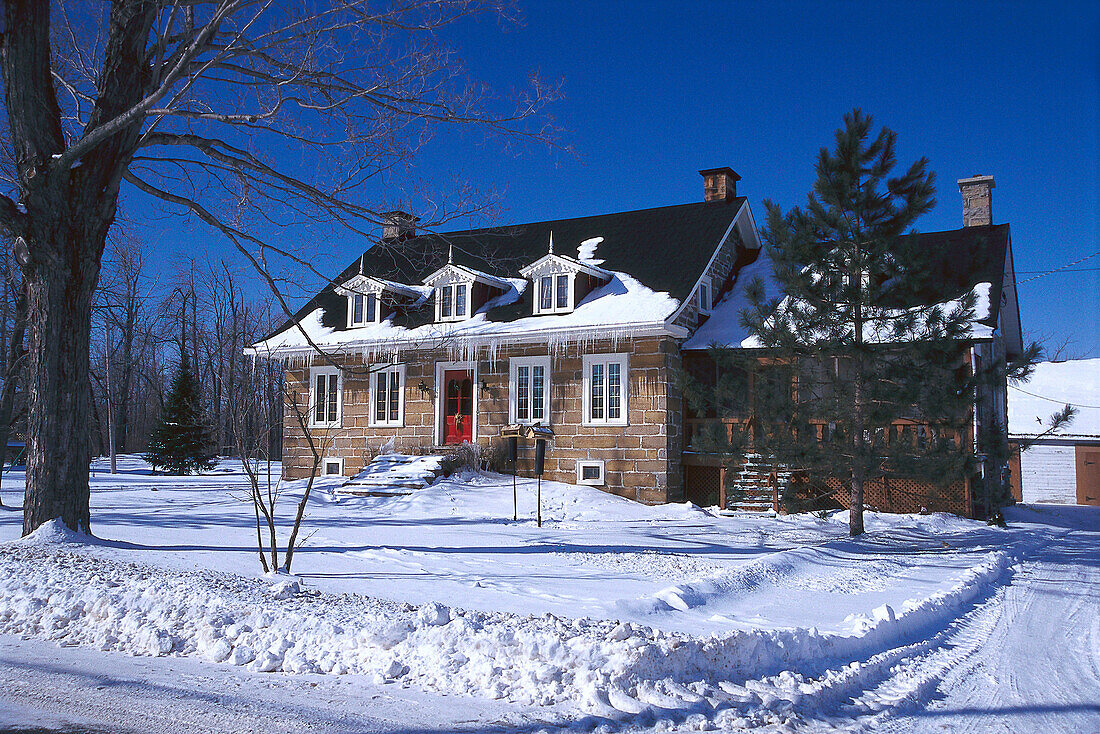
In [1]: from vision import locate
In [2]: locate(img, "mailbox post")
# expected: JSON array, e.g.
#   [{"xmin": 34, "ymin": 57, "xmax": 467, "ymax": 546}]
[{"xmin": 500, "ymin": 424, "xmax": 554, "ymax": 526}]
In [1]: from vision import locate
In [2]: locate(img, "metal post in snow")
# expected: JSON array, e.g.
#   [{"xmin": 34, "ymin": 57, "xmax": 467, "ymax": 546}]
[
  {"xmin": 509, "ymin": 436, "xmax": 518, "ymax": 521},
  {"xmin": 534, "ymin": 437, "xmax": 547, "ymax": 528},
  {"xmin": 105, "ymin": 321, "xmax": 117, "ymax": 474}
]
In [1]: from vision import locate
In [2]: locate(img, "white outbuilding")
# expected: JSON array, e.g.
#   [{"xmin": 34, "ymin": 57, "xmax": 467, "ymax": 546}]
[{"xmin": 1009, "ymin": 358, "xmax": 1100, "ymax": 506}]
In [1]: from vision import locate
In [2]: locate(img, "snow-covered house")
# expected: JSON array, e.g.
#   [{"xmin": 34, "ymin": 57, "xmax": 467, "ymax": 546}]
[
  {"xmin": 250, "ymin": 168, "xmax": 761, "ymax": 503},
  {"xmin": 1009, "ymin": 358, "xmax": 1100, "ymax": 506},
  {"xmin": 677, "ymin": 175, "xmax": 1025, "ymax": 517},
  {"xmin": 251, "ymin": 171, "xmax": 1023, "ymax": 517}
]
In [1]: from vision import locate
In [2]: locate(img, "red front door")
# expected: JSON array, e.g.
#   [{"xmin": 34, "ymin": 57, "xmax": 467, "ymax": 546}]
[{"xmin": 443, "ymin": 370, "xmax": 474, "ymax": 444}]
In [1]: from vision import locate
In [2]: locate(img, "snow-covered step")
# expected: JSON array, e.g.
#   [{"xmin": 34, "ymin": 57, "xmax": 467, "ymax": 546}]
[{"xmin": 338, "ymin": 454, "xmax": 445, "ymax": 496}]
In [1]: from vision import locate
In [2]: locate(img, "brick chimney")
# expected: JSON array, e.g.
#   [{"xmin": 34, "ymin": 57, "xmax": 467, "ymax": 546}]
[
  {"xmin": 381, "ymin": 211, "xmax": 419, "ymax": 240},
  {"xmin": 699, "ymin": 167, "xmax": 741, "ymax": 203},
  {"xmin": 957, "ymin": 175, "xmax": 995, "ymax": 227}
]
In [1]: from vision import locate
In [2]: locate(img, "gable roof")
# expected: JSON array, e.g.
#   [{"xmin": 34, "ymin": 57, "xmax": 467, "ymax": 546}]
[
  {"xmin": 894, "ymin": 223, "xmax": 1011, "ymax": 328},
  {"xmin": 683, "ymin": 223, "xmax": 1014, "ymax": 351},
  {"xmin": 261, "ymin": 198, "xmax": 746, "ymax": 343}
]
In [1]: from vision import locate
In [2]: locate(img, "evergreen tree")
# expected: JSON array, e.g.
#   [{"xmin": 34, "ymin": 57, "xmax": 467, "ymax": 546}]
[
  {"xmin": 146, "ymin": 354, "xmax": 216, "ymax": 474},
  {"xmin": 683, "ymin": 110, "xmax": 1048, "ymax": 536}
]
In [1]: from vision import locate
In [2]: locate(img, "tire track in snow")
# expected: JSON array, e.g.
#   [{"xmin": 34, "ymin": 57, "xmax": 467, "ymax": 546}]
[{"xmin": 857, "ymin": 522, "xmax": 1100, "ymax": 734}]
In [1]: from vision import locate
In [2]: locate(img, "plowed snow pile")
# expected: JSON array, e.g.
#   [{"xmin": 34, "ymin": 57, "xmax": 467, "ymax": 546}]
[{"xmin": 0, "ymin": 454, "xmax": 1032, "ymax": 727}]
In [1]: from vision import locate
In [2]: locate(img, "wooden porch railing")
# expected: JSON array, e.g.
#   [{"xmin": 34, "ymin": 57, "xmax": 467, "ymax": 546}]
[{"xmin": 683, "ymin": 417, "xmax": 967, "ymax": 453}]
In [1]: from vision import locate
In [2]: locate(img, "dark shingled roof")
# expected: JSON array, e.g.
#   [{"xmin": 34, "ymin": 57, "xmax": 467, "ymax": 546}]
[
  {"xmin": 268, "ymin": 198, "xmax": 746, "ymax": 339},
  {"xmin": 893, "ymin": 223, "xmax": 1010, "ymax": 327}
]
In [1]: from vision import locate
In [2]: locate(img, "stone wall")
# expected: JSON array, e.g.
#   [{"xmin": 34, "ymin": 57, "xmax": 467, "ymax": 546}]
[
  {"xmin": 673, "ymin": 225, "xmax": 745, "ymax": 330},
  {"xmin": 281, "ymin": 335, "xmax": 684, "ymax": 503}
]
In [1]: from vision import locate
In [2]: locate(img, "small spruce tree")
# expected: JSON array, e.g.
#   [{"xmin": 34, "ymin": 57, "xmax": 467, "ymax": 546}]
[{"xmin": 146, "ymin": 354, "xmax": 216, "ymax": 474}]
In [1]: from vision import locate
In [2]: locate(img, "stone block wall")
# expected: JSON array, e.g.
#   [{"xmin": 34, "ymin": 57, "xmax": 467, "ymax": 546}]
[
  {"xmin": 281, "ymin": 335, "xmax": 684, "ymax": 503},
  {"xmin": 673, "ymin": 225, "xmax": 745, "ymax": 330}
]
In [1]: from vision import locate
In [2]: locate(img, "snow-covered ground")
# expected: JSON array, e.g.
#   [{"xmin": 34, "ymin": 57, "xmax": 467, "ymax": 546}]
[{"xmin": 0, "ymin": 457, "xmax": 1096, "ymax": 732}]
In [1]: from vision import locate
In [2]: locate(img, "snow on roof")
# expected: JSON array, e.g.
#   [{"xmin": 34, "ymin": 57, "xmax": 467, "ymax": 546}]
[
  {"xmin": 1009, "ymin": 358, "xmax": 1100, "ymax": 439},
  {"xmin": 336, "ymin": 274, "xmax": 432, "ymax": 302},
  {"xmin": 250, "ymin": 271, "xmax": 682, "ymax": 360},
  {"xmin": 370, "ymin": 278, "xmax": 433, "ymax": 301},
  {"xmin": 683, "ymin": 248, "xmax": 781, "ymax": 350},
  {"xmin": 739, "ymin": 281, "xmax": 995, "ymax": 349},
  {"xmin": 577, "ymin": 236, "xmax": 605, "ymax": 265},
  {"xmin": 423, "ymin": 263, "xmax": 512, "ymax": 291}
]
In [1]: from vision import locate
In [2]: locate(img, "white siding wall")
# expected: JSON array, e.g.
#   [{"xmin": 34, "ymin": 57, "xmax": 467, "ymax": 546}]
[{"xmin": 1019, "ymin": 444, "xmax": 1077, "ymax": 504}]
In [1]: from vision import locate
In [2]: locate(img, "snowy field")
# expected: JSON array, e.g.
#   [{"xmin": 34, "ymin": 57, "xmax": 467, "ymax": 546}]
[{"xmin": 0, "ymin": 456, "xmax": 1097, "ymax": 733}]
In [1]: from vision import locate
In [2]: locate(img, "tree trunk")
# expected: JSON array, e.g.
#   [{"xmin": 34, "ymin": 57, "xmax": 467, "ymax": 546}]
[
  {"xmin": 0, "ymin": 285, "xmax": 27, "ymax": 491},
  {"xmin": 849, "ymin": 471, "xmax": 865, "ymax": 536},
  {"xmin": 23, "ymin": 250, "xmax": 99, "ymax": 534}
]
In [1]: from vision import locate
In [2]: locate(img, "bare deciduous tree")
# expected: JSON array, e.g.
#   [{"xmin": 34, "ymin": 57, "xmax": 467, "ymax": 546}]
[{"xmin": 0, "ymin": 0, "xmax": 557, "ymax": 534}]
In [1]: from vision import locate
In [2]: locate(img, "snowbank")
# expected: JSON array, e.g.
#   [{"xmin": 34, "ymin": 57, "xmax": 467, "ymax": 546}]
[{"xmin": 0, "ymin": 536, "xmax": 1016, "ymax": 721}]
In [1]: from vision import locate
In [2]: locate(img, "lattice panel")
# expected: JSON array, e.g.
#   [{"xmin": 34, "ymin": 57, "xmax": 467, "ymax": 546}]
[
  {"xmin": 684, "ymin": 465, "xmax": 722, "ymax": 508},
  {"xmin": 822, "ymin": 476, "xmax": 971, "ymax": 517}
]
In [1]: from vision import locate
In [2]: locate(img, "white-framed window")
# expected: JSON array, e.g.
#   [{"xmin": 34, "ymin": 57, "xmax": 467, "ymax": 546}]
[
  {"xmin": 509, "ymin": 356, "xmax": 551, "ymax": 425},
  {"xmin": 437, "ymin": 282, "xmax": 472, "ymax": 322},
  {"xmin": 348, "ymin": 292, "xmax": 379, "ymax": 327},
  {"xmin": 576, "ymin": 460, "xmax": 605, "ymax": 486},
  {"xmin": 697, "ymin": 276, "xmax": 712, "ymax": 314},
  {"xmin": 322, "ymin": 457, "xmax": 344, "ymax": 476},
  {"xmin": 368, "ymin": 364, "xmax": 405, "ymax": 427},
  {"xmin": 583, "ymin": 353, "xmax": 628, "ymax": 426},
  {"xmin": 534, "ymin": 273, "xmax": 572, "ymax": 314},
  {"xmin": 309, "ymin": 366, "xmax": 343, "ymax": 428}
]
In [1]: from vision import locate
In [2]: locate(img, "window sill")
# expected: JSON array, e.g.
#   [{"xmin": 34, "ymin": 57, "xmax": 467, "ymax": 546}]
[{"xmin": 309, "ymin": 421, "xmax": 343, "ymax": 430}]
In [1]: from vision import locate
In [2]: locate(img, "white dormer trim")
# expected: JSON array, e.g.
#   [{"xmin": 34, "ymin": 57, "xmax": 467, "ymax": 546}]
[
  {"xmin": 422, "ymin": 263, "xmax": 511, "ymax": 290},
  {"xmin": 336, "ymin": 275, "xmax": 385, "ymax": 327},
  {"xmin": 335, "ymin": 274, "xmax": 431, "ymax": 328},
  {"xmin": 423, "ymin": 263, "xmax": 511, "ymax": 323},
  {"xmin": 520, "ymin": 254, "xmax": 611, "ymax": 316},
  {"xmin": 518, "ymin": 253, "xmax": 611, "ymax": 281}
]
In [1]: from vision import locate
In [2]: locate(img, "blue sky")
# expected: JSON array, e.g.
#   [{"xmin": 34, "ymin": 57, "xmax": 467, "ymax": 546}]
[{"xmin": 130, "ymin": 1, "xmax": 1100, "ymax": 356}]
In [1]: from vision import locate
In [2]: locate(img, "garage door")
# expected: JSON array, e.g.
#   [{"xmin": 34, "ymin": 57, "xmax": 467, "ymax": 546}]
[{"xmin": 1076, "ymin": 446, "xmax": 1100, "ymax": 506}]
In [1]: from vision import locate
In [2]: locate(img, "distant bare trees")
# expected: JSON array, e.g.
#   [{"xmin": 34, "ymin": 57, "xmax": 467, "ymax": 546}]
[{"xmin": 90, "ymin": 238, "xmax": 283, "ymax": 463}]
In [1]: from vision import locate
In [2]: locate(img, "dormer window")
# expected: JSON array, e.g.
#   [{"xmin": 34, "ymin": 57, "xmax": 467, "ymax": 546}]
[
  {"xmin": 520, "ymin": 238, "xmax": 612, "ymax": 318},
  {"xmin": 349, "ymin": 292, "xmax": 378, "ymax": 326},
  {"xmin": 436, "ymin": 282, "xmax": 472, "ymax": 322},
  {"xmin": 424, "ymin": 261, "xmax": 509, "ymax": 324},
  {"xmin": 336, "ymin": 273, "xmax": 428, "ymax": 329},
  {"xmin": 535, "ymin": 274, "xmax": 572, "ymax": 314}
]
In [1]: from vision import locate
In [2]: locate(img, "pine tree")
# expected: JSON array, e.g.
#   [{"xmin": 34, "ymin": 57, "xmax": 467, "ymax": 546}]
[
  {"xmin": 684, "ymin": 110, "xmax": 1043, "ymax": 536},
  {"xmin": 146, "ymin": 354, "xmax": 216, "ymax": 474}
]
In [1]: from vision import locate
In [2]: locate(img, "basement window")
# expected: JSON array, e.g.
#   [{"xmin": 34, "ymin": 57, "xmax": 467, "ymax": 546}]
[
  {"xmin": 323, "ymin": 457, "xmax": 344, "ymax": 476},
  {"xmin": 577, "ymin": 460, "xmax": 605, "ymax": 486}
]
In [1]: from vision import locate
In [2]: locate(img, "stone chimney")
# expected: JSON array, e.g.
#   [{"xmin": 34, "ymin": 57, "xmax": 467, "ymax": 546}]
[
  {"xmin": 381, "ymin": 211, "xmax": 419, "ymax": 240},
  {"xmin": 957, "ymin": 175, "xmax": 995, "ymax": 227},
  {"xmin": 699, "ymin": 167, "xmax": 741, "ymax": 203}
]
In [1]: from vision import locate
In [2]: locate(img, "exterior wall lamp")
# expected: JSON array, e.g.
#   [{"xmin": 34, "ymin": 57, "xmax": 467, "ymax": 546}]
[{"xmin": 417, "ymin": 380, "xmax": 430, "ymax": 397}]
